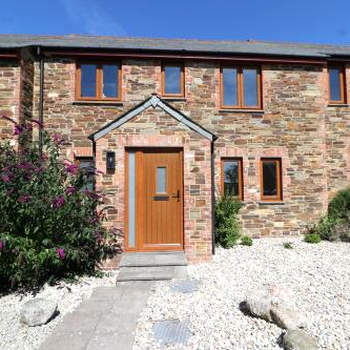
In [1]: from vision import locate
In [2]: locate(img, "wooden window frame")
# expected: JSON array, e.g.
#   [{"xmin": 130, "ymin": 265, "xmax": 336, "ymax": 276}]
[
  {"xmin": 260, "ymin": 158, "xmax": 282, "ymax": 202},
  {"xmin": 161, "ymin": 62, "xmax": 185, "ymax": 97},
  {"xmin": 221, "ymin": 158, "xmax": 244, "ymax": 200},
  {"xmin": 76, "ymin": 61, "xmax": 122, "ymax": 101},
  {"xmin": 328, "ymin": 64, "xmax": 347, "ymax": 104},
  {"xmin": 220, "ymin": 64, "xmax": 262, "ymax": 109}
]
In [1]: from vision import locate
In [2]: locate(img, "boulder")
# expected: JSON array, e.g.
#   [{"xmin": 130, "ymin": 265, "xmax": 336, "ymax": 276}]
[
  {"xmin": 282, "ymin": 330, "xmax": 318, "ymax": 350},
  {"xmin": 244, "ymin": 285, "xmax": 305, "ymax": 330},
  {"xmin": 20, "ymin": 298, "xmax": 58, "ymax": 327}
]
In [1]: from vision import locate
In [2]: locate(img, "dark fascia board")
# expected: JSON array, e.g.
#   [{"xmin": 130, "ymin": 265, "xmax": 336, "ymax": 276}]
[
  {"xmin": 43, "ymin": 47, "xmax": 329, "ymax": 65},
  {"xmin": 88, "ymin": 95, "xmax": 217, "ymax": 142}
]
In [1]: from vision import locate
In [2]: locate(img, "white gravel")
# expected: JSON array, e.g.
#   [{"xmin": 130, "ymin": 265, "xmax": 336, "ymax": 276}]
[
  {"xmin": 0, "ymin": 272, "xmax": 117, "ymax": 350},
  {"xmin": 133, "ymin": 238, "xmax": 350, "ymax": 350}
]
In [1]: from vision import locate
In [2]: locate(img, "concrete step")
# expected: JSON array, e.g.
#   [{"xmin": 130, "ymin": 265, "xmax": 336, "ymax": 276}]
[
  {"xmin": 117, "ymin": 265, "xmax": 187, "ymax": 282},
  {"xmin": 119, "ymin": 251, "xmax": 187, "ymax": 268}
]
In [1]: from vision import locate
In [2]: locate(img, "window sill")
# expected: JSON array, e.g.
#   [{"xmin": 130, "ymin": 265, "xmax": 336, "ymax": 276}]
[
  {"xmin": 327, "ymin": 103, "xmax": 349, "ymax": 107},
  {"xmin": 218, "ymin": 108, "xmax": 265, "ymax": 114},
  {"xmin": 73, "ymin": 100, "xmax": 124, "ymax": 106},
  {"xmin": 161, "ymin": 96, "xmax": 187, "ymax": 102},
  {"xmin": 258, "ymin": 201, "xmax": 284, "ymax": 205}
]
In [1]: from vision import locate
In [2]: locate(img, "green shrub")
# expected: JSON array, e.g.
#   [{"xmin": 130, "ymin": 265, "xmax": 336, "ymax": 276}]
[
  {"xmin": 241, "ymin": 235, "xmax": 253, "ymax": 246},
  {"xmin": 0, "ymin": 117, "xmax": 118, "ymax": 290},
  {"xmin": 283, "ymin": 242, "xmax": 294, "ymax": 249},
  {"xmin": 304, "ymin": 233, "xmax": 321, "ymax": 244},
  {"xmin": 215, "ymin": 195, "xmax": 242, "ymax": 248},
  {"xmin": 310, "ymin": 187, "xmax": 350, "ymax": 242}
]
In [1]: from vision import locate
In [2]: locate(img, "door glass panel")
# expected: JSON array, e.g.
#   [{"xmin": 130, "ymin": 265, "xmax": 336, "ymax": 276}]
[
  {"xmin": 128, "ymin": 152, "xmax": 136, "ymax": 247},
  {"xmin": 329, "ymin": 68, "xmax": 341, "ymax": 101},
  {"xmin": 223, "ymin": 160, "xmax": 239, "ymax": 196},
  {"xmin": 81, "ymin": 64, "xmax": 96, "ymax": 97},
  {"xmin": 156, "ymin": 167, "xmax": 166, "ymax": 193},
  {"xmin": 103, "ymin": 64, "xmax": 118, "ymax": 98},
  {"xmin": 263, "ymin": 161, "xmax": 277, "ymax": 196},
  {"xmin": 222, "ymin": 68, "xmax": 237, "ymax": 106},
  {"xmin": 243, "ymin": 68, "xmax": 258, "ymax": 106}
]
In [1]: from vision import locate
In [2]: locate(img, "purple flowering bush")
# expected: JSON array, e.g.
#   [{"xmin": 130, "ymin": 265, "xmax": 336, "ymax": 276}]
[{"xmin": 0, "ymin": 118, "xmax": 118, "ymax": 290}]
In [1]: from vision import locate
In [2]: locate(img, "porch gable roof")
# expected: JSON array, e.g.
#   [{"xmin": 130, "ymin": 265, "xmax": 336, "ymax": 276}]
[{"xmin": 88, "ymin": 95, "xmax": 217, "ymax": 142}]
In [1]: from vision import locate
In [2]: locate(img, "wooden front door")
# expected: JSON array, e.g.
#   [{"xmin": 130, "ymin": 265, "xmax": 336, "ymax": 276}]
[{"xmin": 126, "ymin": 148, "xmax": 183, "ymax": 251}]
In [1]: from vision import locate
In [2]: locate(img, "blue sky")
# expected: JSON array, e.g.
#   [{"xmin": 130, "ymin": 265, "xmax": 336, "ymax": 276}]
[{"xmin": 1, "ymin": 0, "xmax": 350, "ymax": 45}]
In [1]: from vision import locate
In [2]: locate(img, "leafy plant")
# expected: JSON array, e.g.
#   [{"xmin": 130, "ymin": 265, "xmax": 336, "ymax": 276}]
[
  {"xmin": 283, "ymin": 242, "xmax": 294, "ymax": 249},
  {"xmin": 304, "ymin": 233, "xmax": 321, "ymax": 244},
  {"xmin": 241, "ymin": 235, "xmax": 253, "ymax": 246},
  {"xmin": 0, "ymin": 117, "xmax": 119, "ymax": 290},
  {"xmin": 215, "ymin": 195, "xmax": 242, "ymax": 248},
  {"xmin": 309, "ymin": 187, "xmax": 350, "ymax": 242}
]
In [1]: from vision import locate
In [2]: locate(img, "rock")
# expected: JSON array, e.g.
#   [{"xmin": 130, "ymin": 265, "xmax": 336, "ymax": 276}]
[
  {"xmin": 282, "ymin": 330, "xmax": 318, "ymax": 350},
  {"xmin": 20, "ymin": 298, "xmax": 58, "ymax": 327},
  {"xmin": 244, "ymin": 285, "xmax": 305, "ymax": 329},
  {"xmin": 271, "ymin": 308, "xmax": 306, "ymax": 330}
]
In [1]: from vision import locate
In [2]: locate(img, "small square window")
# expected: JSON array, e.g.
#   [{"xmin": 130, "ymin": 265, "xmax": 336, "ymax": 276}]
[
  {"xmin": 221, "ymin": 158, "xmax": 243, "ymax": 200},
  {"xmin": 260, "ymin": 158, "xmax": 282, "ymax": 201},
  {"xmin": 329, "ymin": 65, "xmax": 346, "ymax": 104},
  {"xmin": 76, "ymin": 62, "xmax": 121, "ymax": 101},
  {"xmin": 161, "ymin": 63, "xmax": 184, "ymax": 97}
]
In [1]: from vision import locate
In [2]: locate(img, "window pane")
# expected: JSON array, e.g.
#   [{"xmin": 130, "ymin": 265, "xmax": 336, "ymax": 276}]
[
  {"xmin": 156, "ymin": 167, "xmax": 166, "ymax": 193},
  {"xmin": 329, "ymin": 68, "xmax": 341, "ymax": 101},
  {"xmin": 103, "ymin": 65, "xmax": 118, "ymax": 98},
  {"xmin": 164, "ymin": 65, "xmax": 181, "ymax": 94},
  {"xmin": 243, "ymin": 68, "xmax": 258, "ymax": 106},
  {"xmin": 223, "ymin": 160, "xmax": 239, "ymax": 196},
  {"xmin": 78, "ymin": 158, "xmax": 94, "ymax": 191},
  {"xmin": 223, "ymin": 68, "xmax": 237, "ymax": 106},
  {"xmin": 262, "ymin": 161, "xmax": 277, "ymax": 196},
  {"xmin": 81, "ymin": 64, "xmax": 96, "ymax": 97}
]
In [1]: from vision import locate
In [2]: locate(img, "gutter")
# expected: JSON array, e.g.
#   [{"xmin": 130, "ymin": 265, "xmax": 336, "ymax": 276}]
[{"xmin": 37, "ymin": 46, "xmax": 44, "ymax": 155}]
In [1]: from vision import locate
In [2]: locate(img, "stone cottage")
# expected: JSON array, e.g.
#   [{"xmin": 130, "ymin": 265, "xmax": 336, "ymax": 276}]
[{"xmin": 1, "ymin": 34, "xmax": 350, "ymax": 264}]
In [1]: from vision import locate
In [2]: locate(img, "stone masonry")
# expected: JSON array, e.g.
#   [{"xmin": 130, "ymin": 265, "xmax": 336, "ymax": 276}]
[{"xmin": 1, "ymin": 48, "xmax": 350, "ymax": 264}]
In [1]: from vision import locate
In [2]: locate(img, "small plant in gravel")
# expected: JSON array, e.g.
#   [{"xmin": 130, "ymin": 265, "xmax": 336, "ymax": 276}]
[
  {"xmin": 215, "ymin": 195, "xmax": 242, "ymax": 248},
  {"xmin": 240, "ymin": 235, "xmax": 253, "ymax": 246},
  {"xmin": 283, "ymin": 242, "xmax": 294, "ymax": 249},
  {"xmin": 304, "ymin": 233, "xmax": 321, "ymax": 244},
  {"xmin": 0, "ymin": 116, "xmax": 119, "ymax": 291}
]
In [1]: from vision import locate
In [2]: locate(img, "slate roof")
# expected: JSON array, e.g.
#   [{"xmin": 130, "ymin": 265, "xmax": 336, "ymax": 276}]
[{"xmin": 1, "ymin": 34, "xmax": 350, "ymax": 58}]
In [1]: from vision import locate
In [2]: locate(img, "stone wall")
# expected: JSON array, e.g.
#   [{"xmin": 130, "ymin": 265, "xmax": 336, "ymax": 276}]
[
  {"xmin": 0, "ymin": 60, "xmax": 20, "ymax": 142},
  {"xmin": 3, "ymin": 53, "xmax": 350, "ymax": 262},
  {"xmin": 95, "ymin": 106, "xmax": 212, "ymax": 263}
]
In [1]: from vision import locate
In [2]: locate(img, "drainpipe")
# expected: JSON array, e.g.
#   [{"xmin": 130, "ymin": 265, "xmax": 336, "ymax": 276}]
[
  {"xmin": 211, "ymin": 138, "xmax": 217, "ymax": 255},
  {"xmin": 37, "ymin": 46, "xmax": 44, "ymax": 155}
]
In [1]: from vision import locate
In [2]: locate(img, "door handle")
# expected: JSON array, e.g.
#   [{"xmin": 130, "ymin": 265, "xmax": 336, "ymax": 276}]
[{"xmin": 171, "ymin": 190, "xmax": 180, "ymax": 201}]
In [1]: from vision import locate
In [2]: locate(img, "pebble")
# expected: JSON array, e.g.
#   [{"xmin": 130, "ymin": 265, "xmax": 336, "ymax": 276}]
[
  {"xmin": 133, "ymin": 238, "xmax": 350, "ymax": 350},
  {"xmin": 0, "ymin": 272, "xmax": 117, "ymax": 350}
]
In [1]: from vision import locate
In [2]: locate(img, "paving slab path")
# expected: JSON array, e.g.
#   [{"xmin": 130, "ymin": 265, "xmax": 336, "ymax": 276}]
[
  {"xmin": 40, "ymin": 252, "xmax": 187, "ymax": 350},
  {"xmin": 40, "ymin": 282, "xmax": 154, "ymax": 350}
]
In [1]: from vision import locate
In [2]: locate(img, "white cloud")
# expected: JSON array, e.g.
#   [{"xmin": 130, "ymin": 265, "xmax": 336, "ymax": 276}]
[{"xmin": 60, "ymin": 0, "xmax": 127, "ymax": 36}]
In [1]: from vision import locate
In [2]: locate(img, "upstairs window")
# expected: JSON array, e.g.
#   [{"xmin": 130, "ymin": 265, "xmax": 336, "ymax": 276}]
[
  {"xmin": 76, "ymin": 62, "xmax": 121, "ymax": 101},
  {"xmin": 161, "ymin": 62, "xmax": 184, "ymax": 97},
  {"xmin": 260, "ymin": 158, "xmax": 282, "ymax": 201},
  {"xmin": 221, "ymin": 158, "xmax": 243, "ymax": 200},
  {"xmin": 221, "ymin": 65, "xmax": 262, "ymax": 109},
  {"xmin": 329, "ymin": 64, "xmax": 346, "ymax": 104}
]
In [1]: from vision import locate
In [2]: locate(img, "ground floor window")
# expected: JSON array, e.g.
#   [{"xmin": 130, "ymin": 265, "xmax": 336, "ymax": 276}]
[
  {"xmin": 260, "ymin": 158, "xmax": 282, "ymax": 201},
  {"xmin": 221, "ymin": 158, "xmax": 243, "ymax": 200},
  {"xmin": 75, "ymin": 157, "xmax": 95, "ymax": 191}
]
